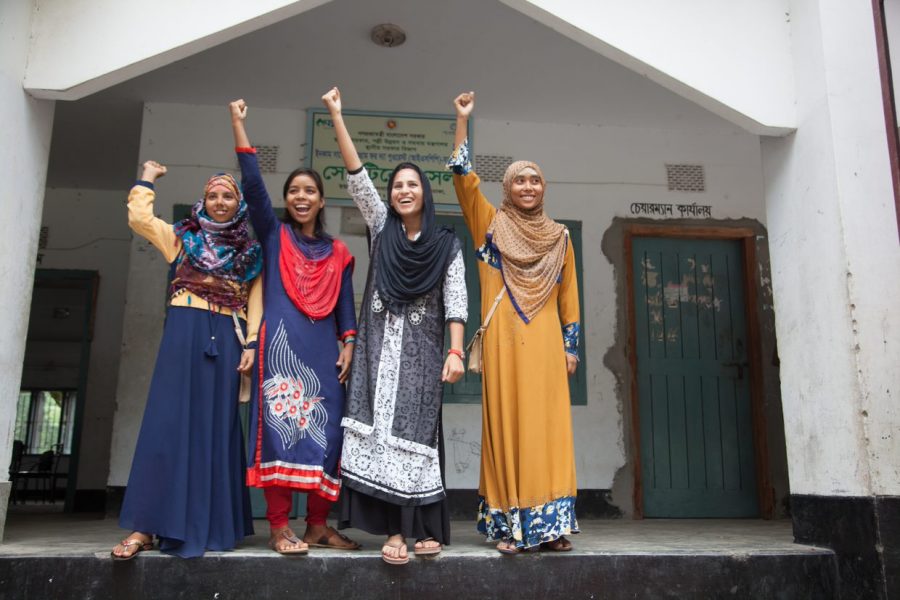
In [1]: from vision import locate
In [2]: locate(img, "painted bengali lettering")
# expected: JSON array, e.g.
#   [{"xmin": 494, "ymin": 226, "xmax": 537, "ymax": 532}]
[{"xmin": 629, "ymin": 202, "xmax": 712, "ymax": 218}]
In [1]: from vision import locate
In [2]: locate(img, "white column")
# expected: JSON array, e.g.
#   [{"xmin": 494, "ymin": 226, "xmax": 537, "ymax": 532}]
[
  {"xmin": 762, "ymin": 0, "xmax": 900, "ymax": 499},
  {"xmin": 0, "ymin": 1, "xmax": 56, "ymax": 539}
]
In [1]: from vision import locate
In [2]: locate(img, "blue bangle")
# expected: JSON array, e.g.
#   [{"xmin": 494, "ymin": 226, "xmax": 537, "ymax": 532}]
[{"xmin": 245, "ymin": 341, "xmax": 258, "ymax": 350}]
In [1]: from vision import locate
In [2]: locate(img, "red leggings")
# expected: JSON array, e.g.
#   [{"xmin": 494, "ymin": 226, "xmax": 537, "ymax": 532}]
[{"xmin": 263, "ymin": 486, "xmax": 332, "ymax": 529}]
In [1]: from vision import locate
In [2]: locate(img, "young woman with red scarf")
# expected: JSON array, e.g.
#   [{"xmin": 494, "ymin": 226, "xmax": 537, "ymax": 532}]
[{"xmin": 229, "ymin": 100, "xmax": 360, "ymax": 555}]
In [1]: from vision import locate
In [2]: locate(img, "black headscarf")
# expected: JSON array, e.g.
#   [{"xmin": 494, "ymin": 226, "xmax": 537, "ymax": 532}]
[{"xmin": 375, "ymin": 162, "xmax": 458, "ymax": 314}]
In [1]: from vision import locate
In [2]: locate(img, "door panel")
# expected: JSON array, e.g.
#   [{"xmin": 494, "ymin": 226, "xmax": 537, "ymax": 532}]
[{"xmin": 633, "ymin": 237, "xmax": 758, "ymax": 517}]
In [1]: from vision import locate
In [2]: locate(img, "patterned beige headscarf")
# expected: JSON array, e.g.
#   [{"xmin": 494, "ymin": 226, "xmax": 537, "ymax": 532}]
[{"xmin": 488, "ymin": 160, "xmax": 568, "ymax": 323}]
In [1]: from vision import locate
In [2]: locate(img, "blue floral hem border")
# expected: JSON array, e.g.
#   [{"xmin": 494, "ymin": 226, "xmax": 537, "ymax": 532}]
[{"xmin": 477, "ymin": 495, "xmax": 579, "ymax": 549}]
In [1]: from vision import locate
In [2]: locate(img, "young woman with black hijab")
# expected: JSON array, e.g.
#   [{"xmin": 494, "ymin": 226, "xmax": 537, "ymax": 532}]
[{"xmin": 322, "ymin": 87, "xmax": 467, "ymax": 565}]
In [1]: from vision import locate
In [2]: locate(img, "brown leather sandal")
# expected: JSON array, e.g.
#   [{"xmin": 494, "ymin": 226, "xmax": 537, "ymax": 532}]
[
  {"xmin": 304, "ymin": 526, "xmax": 361, "ymax": 550},
  {"xmin": 269, "ymin": 528, "xmax": 308, "ymax": 555},
  {"xmin": 540, "ymin": 536, "xmax": 573, "ymax": 552}
]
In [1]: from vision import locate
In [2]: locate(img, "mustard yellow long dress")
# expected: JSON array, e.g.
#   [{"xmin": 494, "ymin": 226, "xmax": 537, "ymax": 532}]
[{"xmin": 451, "ymin": 146, "xmax": 580, "ymax": 549}]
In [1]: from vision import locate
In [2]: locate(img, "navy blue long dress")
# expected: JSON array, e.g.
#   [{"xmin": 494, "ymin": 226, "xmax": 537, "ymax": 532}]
[
  {"xmin": 119, "ymin": 184, "xmax": 255, "ymax": 558},
  {"xmin": 237, "ymin": 150, "xmax": 357, "ymax": 500}
]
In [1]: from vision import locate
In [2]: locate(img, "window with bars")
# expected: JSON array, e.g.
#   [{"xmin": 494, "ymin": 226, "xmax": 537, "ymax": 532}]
[{"xmin": 14, "ymin": 390, "xmax": 76, "ymax": 455}]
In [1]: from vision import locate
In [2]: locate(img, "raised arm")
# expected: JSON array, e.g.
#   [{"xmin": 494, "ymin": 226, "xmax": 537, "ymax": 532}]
[
  {"xmin": 322, "ymin": 87, "xmax": 386, "ymax": 233},
  {"xmin": 229, "ymin": 99, "xmax": 279, "ymax": 239},
  {"xmin": 448, "ymin": 91, "xmax": 495, "ymax": 245},
  {"xmin": 453, "ymin": 91, "xmax": 473, "ymax": 149},
  {"xmin": 127, "ymin": 161, "xmax": 182, "ymax": 263},
  {"xmin": 322, "ymin": 87, "xmax": 362, "ymax": 172}
]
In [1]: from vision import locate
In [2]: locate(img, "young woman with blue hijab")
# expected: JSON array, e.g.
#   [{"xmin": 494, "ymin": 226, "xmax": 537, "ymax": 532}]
[
  {"xmin": 322, "ymin": 87, "xmax": 467, "ymax": 565},
  {"xmin": 112, "ymin": 161, "xmax": 262, "ymax": 559}
]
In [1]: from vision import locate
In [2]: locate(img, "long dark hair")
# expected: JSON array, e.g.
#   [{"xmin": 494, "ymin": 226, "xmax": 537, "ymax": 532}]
[{"xmin": 281, "ymin": 167, "xmax": 328, "ymax": 238}]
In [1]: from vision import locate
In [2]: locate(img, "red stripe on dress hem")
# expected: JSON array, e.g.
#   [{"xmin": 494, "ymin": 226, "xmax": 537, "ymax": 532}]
[
  {"xmin": 253, "ymin": 466, "xmax": 341, "ymax": 490},
  {"xmin": 245, "ymin": 470, "xmax": 340, "ymax": 497}
]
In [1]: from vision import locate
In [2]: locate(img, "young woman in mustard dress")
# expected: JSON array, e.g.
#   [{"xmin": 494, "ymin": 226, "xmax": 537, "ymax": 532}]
[{"xmin": 449, "ymin": 92, "xmax": 581, "ymax": 554}]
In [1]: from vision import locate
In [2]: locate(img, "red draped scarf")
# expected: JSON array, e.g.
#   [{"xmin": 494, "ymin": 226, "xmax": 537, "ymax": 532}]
[{"xmin": 278, "ymin": 226, "xmax": 353, "ymax": 319}]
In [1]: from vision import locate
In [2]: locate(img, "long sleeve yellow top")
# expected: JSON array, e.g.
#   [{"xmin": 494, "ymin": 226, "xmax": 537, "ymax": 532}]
[{"xmin": 127, "ymin": 184, "xmax": 262, "ymax": 344}]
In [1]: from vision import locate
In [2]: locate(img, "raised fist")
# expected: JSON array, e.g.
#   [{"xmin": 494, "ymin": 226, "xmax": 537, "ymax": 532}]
[{"xmin": 454, "ymin": 91, "xmax": 475, "ymax": 118}]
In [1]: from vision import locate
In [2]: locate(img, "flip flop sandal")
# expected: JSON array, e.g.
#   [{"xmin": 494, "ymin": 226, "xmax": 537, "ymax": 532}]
[
  {"xmin": 111, "ymin": 537, "xmax": 153, "ymax": 561},
  {"xmin": 540, "ymin": 536, "xmax": 573, "ymax": 552},
  {"xmin": 382, "ymin": 541, "xmax": 409, "ymax": 565},
  {"xmin": 269, "ymin": 529, "xmax": 308, "ymax": 555},
  {"xmin": 496, "ymin": 540, "xmax": 521, "ymax": 555},
  {"xmin": 413, "ymin": 537, "xmax": 442, "ymax": 556},
  {"xmin": 306, "ymin": 528, "xmax": 361, "ymax": 550}
]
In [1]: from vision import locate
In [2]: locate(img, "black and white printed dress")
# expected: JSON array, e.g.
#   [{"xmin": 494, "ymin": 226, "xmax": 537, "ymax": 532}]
[{"xmin": 338, "ymin": 168, "xmax": 467, "ymax": 544}]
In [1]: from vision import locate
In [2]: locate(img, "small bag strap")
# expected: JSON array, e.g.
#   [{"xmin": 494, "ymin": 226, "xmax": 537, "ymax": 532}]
[
  {"xmin": 480, "ymin": 286, "xmax": 506, "ymax": 330},
  {"xmin": 231, "ymin": 312, "xmax": 247, "ymax": 348}
]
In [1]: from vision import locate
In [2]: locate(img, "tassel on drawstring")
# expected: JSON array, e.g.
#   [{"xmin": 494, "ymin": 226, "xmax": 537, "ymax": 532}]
[
  {"xmin": 204, "ymin": 308, "xmax": 219, "ymax": 357},
  {"xmin": 205, "ymin": 335, "xmax": 219, "ymax": 357}
]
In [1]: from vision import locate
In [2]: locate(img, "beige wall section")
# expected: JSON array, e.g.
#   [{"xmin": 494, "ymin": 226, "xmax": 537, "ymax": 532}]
[{"xmin": 107, "ymin": 102, "xmax": 772, "ymax": 512}]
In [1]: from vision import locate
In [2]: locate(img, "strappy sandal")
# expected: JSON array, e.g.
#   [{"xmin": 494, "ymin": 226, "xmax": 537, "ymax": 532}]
[
  {"xmin": 382, "ymin": 539, "xmax": 409, "ymax": 565},
  {"xmin": 496, "ymin": 539, "xmax": 521, "ymax": 555},
  {"xmin": 413, "ymin": 537, "xmax": 442, "ymax": 557},
  {"xmin": 111, "ymin": 535, "xmax": 153, "ymax": 561},
  {"xmin": 269, "ymin": 528, "xmax": 308, "ymax": 555},
  {"xmin": 540, "ymin": 536, "xmax": 573, "ymax": 552},
  {"xmin": 304, "ymin": 526, "xmax": 361, "ymax": 550}
]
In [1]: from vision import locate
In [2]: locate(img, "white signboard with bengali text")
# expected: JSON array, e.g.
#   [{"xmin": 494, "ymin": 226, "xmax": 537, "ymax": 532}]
[{"xmin": 307, "ymin": 109, "xmax": 467, "ymax": 204}]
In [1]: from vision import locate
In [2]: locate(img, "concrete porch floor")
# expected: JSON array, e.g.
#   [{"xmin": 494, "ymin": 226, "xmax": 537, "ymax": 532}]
[
  {"xmin": 0, "ymin": 508, "xmax": 838, "ymax": 599},
  {"xmin": 0, "ymin": 508, "xmax": 825, "ymax": 559}
]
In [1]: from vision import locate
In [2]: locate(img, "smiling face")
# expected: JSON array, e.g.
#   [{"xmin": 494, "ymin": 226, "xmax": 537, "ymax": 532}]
[
  {"xmin": 284, "ymin": 174, "xmax": 325, "ymax": 231},
  {"xmin": 508, "ymin": 167, "xmax": 544, "ymax": 211},
  {"xmin": 204, "ymin": 185, "xmax": 240, "ymax": 223},
  {"xmin": 389, "ymin": 168, "xmax": 424, "ymax": 218}
]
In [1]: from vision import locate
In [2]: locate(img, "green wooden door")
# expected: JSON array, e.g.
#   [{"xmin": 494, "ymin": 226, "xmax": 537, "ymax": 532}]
[
  {"xmin": 633, "ymin": 237, "xmax": 758, "ymax": 517},
  {"xmin": 439, "ymin": 215, "xmax": 587, "ymax": 405}
]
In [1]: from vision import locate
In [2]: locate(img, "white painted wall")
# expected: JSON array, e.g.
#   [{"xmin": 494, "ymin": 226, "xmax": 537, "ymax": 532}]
[
  {"xmin": 762, "ymin": 0, "xmax": 900, "ymax": 497},
  {"xmin": 25, "ymin": 0, "xmax": 795, "ymax": 136},
  {"xmin": 0, "ymin": 0, "xmax": 56, "ymax": 505},
  {"xmin": 25, "ymin": 0, "xmax": 330, "ymax": 100},
  {"xmin": 108, "ymin": 101, "xmax": 767, "ymax": 502},
  {"xmin": 500, "ymin": 0, "xmax": 795, "ymax": 134},
  {"xmin": 37, "ymin": 188, "xmax": 132, "ymax": 490}
]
